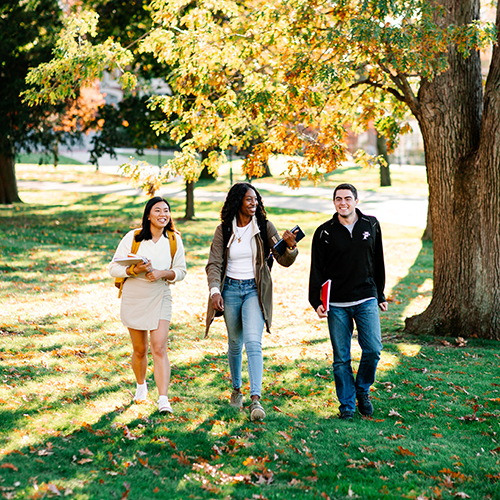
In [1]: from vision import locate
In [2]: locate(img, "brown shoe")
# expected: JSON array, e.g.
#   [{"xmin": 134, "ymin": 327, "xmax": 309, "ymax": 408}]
[{"xmin": 230, "ymin": 389, "xmax": 244, "ymax": 408}]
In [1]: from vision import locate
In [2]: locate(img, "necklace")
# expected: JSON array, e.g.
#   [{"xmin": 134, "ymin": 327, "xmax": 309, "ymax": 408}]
[{"xmin": 235, "ymin": 223, "xmax": 251, "ymax": 243}]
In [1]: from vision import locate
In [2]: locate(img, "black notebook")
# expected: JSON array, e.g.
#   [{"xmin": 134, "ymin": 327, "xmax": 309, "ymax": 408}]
[{"xmin": 273, "ymin": 225, "xmax": 305, "ymax": 255}]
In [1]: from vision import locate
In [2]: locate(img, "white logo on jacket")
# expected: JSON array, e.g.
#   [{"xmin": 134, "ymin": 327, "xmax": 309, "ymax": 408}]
[{"xmin": 362, "ymin": 231, "xmax": 370, "ymax": 240}]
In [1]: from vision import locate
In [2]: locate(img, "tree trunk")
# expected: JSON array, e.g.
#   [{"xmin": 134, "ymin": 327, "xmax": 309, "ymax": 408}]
[
  {"xmin": 0, "ymin": 146, "xmax": 22, "ymax": 205},
  {"xmin": 199, "ymin": 149, "xmax": 217, "ymax": 180},
  {"xmin": 376, "ymin": 132, "xmax": 391, "ymax": 187},
  {"xmin": 53, "ymin": 141, "xmax": 59, "ymax": 168},
  {"xmin": 261, "ymin": 160, "xmax": 272, "ymax": 177},
  {"xmin": 185, "ymin": 180, "xmax": 195, "ymax": 220},
  {"xmin": 405, "ymin": 0, "xmax": 500, "ymax": 339}
]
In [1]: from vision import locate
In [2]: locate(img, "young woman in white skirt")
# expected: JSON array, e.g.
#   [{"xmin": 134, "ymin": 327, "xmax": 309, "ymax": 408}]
[{"xmin": 109, "ymin": 197, "xmax": 187, "ymax": 413}]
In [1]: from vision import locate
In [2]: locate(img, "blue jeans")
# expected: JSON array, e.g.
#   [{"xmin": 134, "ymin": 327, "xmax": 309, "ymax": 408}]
[
  {"xmin": 222, "ymin": 278, "xmax": 265, "ymax": 397},
  {"xmin": 327, "ymin": 299, "xmax": 383, "ymax": 413}
]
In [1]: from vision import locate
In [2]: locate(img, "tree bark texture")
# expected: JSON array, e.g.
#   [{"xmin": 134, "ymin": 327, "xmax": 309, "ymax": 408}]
[
  {"xmin": 405, "ymin": 0, "xmax": 500, "ymax": 339},
  {"xmin": 0, "ymin": 143, "xmax": 21, "ymax": 204},
  {"xmin": 376, "ymin": 131, "xmax": 391, "ymax": 187}
]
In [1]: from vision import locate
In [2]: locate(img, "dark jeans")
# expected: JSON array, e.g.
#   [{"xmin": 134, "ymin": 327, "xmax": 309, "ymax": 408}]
[{"xmin": 327, "ymin": 299, "xmax": 383, "ymax": 413}]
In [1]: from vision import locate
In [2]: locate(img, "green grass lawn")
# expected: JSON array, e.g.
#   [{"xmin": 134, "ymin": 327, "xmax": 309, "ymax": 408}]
[{"xmin": 0, "ymin": 183, "xmax": 498, "ymax": 499}]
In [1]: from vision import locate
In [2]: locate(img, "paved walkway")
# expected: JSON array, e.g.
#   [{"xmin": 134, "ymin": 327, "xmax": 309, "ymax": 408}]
[
  {"xmin": 18, "ymin": 148, "xmax": 428, "ymax": 229},
  {"xmin": 18, "ymin": 178, "xmax": 427, "ymax": 229}
]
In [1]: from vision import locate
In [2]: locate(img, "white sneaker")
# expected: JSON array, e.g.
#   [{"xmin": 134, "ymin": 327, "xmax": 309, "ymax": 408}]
[
  {"xmin": 158, "ymin": 395, "xmax": 173, "ymax": 413},
  {"xmin": 133, "ymin": 383, "xmax": 148, "ymax": 402}
]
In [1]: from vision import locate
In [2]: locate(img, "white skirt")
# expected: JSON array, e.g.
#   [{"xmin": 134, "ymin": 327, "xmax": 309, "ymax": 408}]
[{"xmin": 120, "ymin": 278, "xmax": 172, "ymax": 331}]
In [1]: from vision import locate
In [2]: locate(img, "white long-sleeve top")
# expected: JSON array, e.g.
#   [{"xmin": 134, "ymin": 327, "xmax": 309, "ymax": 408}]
[{"xmin": 108, "ymin": 229, "xmax": 187, "ymax": 283}]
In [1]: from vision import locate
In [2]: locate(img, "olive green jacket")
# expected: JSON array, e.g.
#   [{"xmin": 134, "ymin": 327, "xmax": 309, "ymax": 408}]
[{"xmin": 205, "ymin": 217, "xmax": 298, "ymax": 336}]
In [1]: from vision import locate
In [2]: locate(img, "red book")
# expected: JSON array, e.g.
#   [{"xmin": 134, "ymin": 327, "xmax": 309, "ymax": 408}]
[{"xmin": 321, "ymin": 280, "xmax": 331, "ymax": 311}]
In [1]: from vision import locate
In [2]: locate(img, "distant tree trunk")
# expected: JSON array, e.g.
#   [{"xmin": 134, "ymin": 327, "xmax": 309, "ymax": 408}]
[
  {"xmin": 199, "ymin": 149, "xmax": 217, "ymax": 181},
  {"xmin": 245, "ymin": 157, "xmax": 272, "ymax": 181},
  {"xmin": 405, "ymin": 0, "xmax": 500, "ymax": 339},
  {"xmin": 261, "ymin": 160, "xmax": 272, "ymax": 177},
  {"xmin": 0, "ymin": 143, "xmax": 21, "ymax": 204},
  {"xmin": 185, "ymin": 180, "xmax": 195, "ymax": 220},
  {"xmin": 53, "ymin": 141, "xmax": 59, "ymax": 168},
  {"xmin": 376, "ymin": 131, "xmax": 391, "ymax": 187}
]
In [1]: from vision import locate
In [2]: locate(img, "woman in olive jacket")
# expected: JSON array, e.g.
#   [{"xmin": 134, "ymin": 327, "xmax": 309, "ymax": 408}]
[{"xmin": 205, "ymin": 183, "xmax": 299, "ymax": 421}]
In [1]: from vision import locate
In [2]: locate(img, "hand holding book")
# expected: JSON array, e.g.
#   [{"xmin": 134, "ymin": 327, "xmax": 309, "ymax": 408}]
[{"xmin": 273, "ymin": 225, "xmax": 305, "ymax": 255}]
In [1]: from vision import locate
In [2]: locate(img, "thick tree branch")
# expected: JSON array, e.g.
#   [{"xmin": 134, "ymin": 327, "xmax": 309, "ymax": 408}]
[{"xmin": 349, "ymin": 78, "xmax": 406, "ymax": 103}]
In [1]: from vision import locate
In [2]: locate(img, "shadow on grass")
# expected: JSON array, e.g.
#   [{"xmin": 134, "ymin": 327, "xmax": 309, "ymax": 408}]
[
  {"xmin": 0, "ymin": 194, "xmax": 220, "ymax": 301},
  {"xmin": 2, "ymin": 349, "xmax": 500, "ymax": 499},
  {"xmin": 381, "ymin": 240, "xmax": 433, "ymax": 337}
]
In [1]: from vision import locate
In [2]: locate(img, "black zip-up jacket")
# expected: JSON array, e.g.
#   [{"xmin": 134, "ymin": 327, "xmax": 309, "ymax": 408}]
[{"xmin": 309, "ymin": 208, "xmax": 386, "ymax": 310}]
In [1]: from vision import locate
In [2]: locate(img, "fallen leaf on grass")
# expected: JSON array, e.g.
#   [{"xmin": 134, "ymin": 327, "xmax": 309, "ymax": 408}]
[
  {"xmin": 386, "ymin": 434, "xmax": 405, "ymax": 440},
  {"xmin": 347, "ymin": 484, "xmax": 359, "ymax": 498},
  {"xmin": 395, "ymin": 446, "xmax": 416, "ymax": 457},
  {"xmin": 172, "ymin": 451, "xmax": 190, "ymax": 466},
  {"xmin": 454, "ymin": 493, "xmax": 470, "ymax": 499},
  {"xmin": 47, "ymin": 484, "xmax": 61, "ymax": 496},
  {"xmin": 408, "ymin": 367, "xmax": 427, "ymax": 374},
  {"xmin": 388, "ymin": 409, "xmax": 402, "ymax": 418},
  {"xmin": 77, "ymin": 458, "xmax": 93, "ymax": 465},
  {"xmin": 121, "ymin": 482, "xmax": 130, "ymax": 500},
  {"xmin": 0, "ymin": 463, "xmax": 18, "ymax": 472},
  {"xmin": 278, "ymin": 431, "xmax": 292, "ymax": 442}
]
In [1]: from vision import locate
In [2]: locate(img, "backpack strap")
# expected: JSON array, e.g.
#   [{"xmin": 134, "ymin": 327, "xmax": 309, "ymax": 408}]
[
  {"xmin": 258, "ymin": 219, "xmax": 274, "ymax": 271},
  {"xmin": 115, "ymin": 229, "xmax": 142, "ymax": 298},
  {"xmin": 130, "ymin": 229, "xmax": 141, "ymax": 254},
  {"xmin": 166, "ymin": 229, "xmax": 177, "ymax": 266},
  {"xmin": 222, "ymin": 224, "xmax": 232, "ymax": 249}
]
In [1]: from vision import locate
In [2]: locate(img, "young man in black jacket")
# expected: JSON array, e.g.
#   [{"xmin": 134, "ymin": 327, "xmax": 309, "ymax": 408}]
[{"xmin": 309, "ymin": 183, "xmax": 388, "ymax": 420}]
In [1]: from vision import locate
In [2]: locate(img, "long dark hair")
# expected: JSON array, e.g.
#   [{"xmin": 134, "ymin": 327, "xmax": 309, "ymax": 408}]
[
  {"xmin": 220, "ymin": 183, "xmax": 267, "ymax": 229},
  {"xmin": 136, "ymin": 197, "xmax": 176, "ymax": 242}
]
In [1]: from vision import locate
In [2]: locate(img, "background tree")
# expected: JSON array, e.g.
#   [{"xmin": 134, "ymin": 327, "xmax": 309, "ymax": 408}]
[
  {"xmin": 88, "ymin": 94, "xmax": 177, "ymax": 168},
  {"xmin": 0, "ymin": 0, "xmax": 64, "ymax": 204},
  {"xmin": 24, "ymin": 0, "xmax": 500, "ymax": 339},
  {"xmin": 47, "ymin": 82, "xmax": 105, "ymax": 167},
  {"xmin": 376, "ymin": 131, "xmax": 391, "ymax": 187}
]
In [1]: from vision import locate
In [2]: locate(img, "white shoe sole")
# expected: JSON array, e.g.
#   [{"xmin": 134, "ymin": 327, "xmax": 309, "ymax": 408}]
[
  {"xmin": 159, "ymin": 403, "xmax": 173, "ymax": 413},
  {"xmin": 250, "ymin": 407, "xmax": 266, "ymax": 421}
]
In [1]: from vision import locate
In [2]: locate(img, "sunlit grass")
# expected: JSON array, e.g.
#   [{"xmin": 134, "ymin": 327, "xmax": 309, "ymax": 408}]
[{"xmin": 1, "ymin": 185, "xmax": 499, "ymax": 500}]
